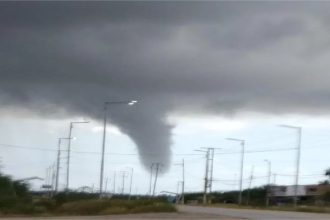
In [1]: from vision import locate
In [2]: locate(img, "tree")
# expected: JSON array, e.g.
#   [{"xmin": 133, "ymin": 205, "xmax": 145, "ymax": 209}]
[{"xmin": 325, "ymin": 168, "xmax": 330, "ymax": 181}]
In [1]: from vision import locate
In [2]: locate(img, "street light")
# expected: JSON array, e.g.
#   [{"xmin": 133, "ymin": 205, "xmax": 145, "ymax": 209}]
[
  {"xmin": 226, "ymin": 138, "xmax": 245, "ymax": 206},
  {"xmin": 174, "ymin": 159, "xmax": 185, "ymax": 204},
  {"xmin": 55, "ymin": 137, "xmax": 72, "ymax": 193},
  {"xmin": 278, "ymin": 124, "xmax": 302, "ymax": 207},
  {"xmin": 264, "ymin": 159, "xmax": 271, "ymax": 206},
  {"xmin": 99, "ymin": 100, "xmax": 138, "ymax": 198},
  {"xmin": 66, "ymin": 121, "xmax": 89, "ymax": 191}
]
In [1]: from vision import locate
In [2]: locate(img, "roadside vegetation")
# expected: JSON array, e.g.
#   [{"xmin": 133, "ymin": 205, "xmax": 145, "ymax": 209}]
[
  {"xmin": 185, "ymin": 186, "xmax": 330, "ymax": 213},
  {"xmin": 0, "ymin": 172, "xmax": 176, "ymax": 216}
]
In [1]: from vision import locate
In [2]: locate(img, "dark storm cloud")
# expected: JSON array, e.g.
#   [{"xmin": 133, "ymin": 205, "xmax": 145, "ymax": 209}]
[{"xmin": 1, "ymin": 1, "xmax": 330, "ymax": 170}]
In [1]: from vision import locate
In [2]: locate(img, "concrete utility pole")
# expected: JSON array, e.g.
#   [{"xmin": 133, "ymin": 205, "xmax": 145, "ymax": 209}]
[
  {"xmin": 51, "ymin": 163, "xmax": 56, "ymax": 196},
  {"xmin": 226, "ymin": 138, "xmax": 245, "ymax": 206},
  {"xmin": 273, "ymin": 173, "xmax": 277, "ymax": 185},
  {"xmin": 246, "ymin": 165, "xmax": 254, "ymax": 206},
  {"xmin": 175, "ymin": 159, "xmax": 185, "ymax": 204},
  {"xmin": 204, "ymin": 150, "xmax": 209, "ymax": 204},
  {"xmin": 152, "ymin": 163, "xmax": 161, "ymax": 196},
  {"xmin": 127, "ymin": 167, "xmax": 134, "ymax": 200},
  {"xmin": 279, "ymin": 125, "xmax": 302, "ymax": 207},
  {"xmin": 264, "ymin": 160, "xmax": 271, "ymax": 206},
  {"xmin": 99, "ymin": 100, "xmax": 137, "ymax": 198},
  {"xmin": 119, "ymin": 171, "xmax": 128, "ymax": 195},
  {"xmin": 195, "ymin": 149, "xmax": 209, "ymax": 204},
  {"xmin": 55, "ymin": 137, "xmax": 71, "ymax": 193},
  {"xmin": 207, "ymin": 148, "xmax": 215, "ymax": 193},
  {"xmin": 113, "ymin": 172, "xmax": 116, "ymax": 194},
  {"xmin": 66, "ymin": 121, "xmax": 89, "ymax": 191},
  {"xmin": 105, "ymin": 177, "xmax": 109, "ymax": 194},
  {"xmin": 196, "ymin": 147, "xmax": 219, "ymax": 204}
]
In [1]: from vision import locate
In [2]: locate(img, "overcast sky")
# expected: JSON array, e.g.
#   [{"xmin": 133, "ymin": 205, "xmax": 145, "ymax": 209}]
[{"xmin": 1, "ymin": 1, "xmax": 330, "ymax": 194}]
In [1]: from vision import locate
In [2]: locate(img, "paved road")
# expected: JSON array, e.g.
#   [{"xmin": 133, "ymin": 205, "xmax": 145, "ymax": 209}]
[
  {"xmin": 0, "ymin": 212, "xmax": 237, "ymax": 220},
  {"xmin": 178, "ymin": 205, "xmax": 330, "ymax": 220}
]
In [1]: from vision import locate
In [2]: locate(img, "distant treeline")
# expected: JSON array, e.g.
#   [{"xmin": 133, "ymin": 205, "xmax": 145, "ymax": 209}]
[{"xmin": 184, "ymin": 186, "xmax": 267, "ymax": 206}]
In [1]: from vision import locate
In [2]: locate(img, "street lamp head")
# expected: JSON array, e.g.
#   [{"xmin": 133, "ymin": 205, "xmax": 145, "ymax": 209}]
[
  {"xmin": 226, "ymin": 138, "xmax": 245, "ymax": 143},
  {"xmin": 128, "ymin": 100, "xmax": 138, "ymax": 106},
  {"xmin": 278, "ymin": 124, "xmax": 301, "ymax": 130}
]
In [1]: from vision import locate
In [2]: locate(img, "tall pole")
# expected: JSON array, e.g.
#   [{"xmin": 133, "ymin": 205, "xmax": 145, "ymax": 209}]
[
  {"xmin": 121, "ymin": 172, "xmax": 126, "ymax": 195},
  {"xmin": 66, "ymin": 121, "xmax": 89, "ymax": 191},
  {"xmin": 295, "ymin": 127, "xmax": 302, "ymax": 207},
  {"xmin": 226, "ymin": 138, "xmax": 245, "ymax": 206},
  {"xmin": 55, "ymin": 138, "xmax": 71, "ymax": 193},
  {"xmin": 239, "ymin": 141, "xmax": 245, "ymax": 206},
  {"xmin": 128, "ymin": 168, "xmax": 134, "ymax": 200},
  {"xmin": 99, "ymin": 100, "xmax": 137, "ymax": 198},
  {"xmin": 55, "ymin": 138, "xmax": 62, "ymax": 193},
  {"xmin": 66, "ymin": 123, "xmax": 73, "ymax": 191},
  {"xmin": 113, "ymin": 172, "xmax": 116, "ymax": 194},
  {"xmin": 203, "ymin": 149, "xmax": 210, "ymax": 204},
  {"xmin": 182, "ymin": 159, "xmax": 185, "ymax": 204},
  {"xmin": 246, "ymin": 165, "xmax": 254, "ymax": 206},
  {"xmin": 264, "ymin": 160, "xmax": 271, "ymax": 206},
  {"xmin": 279, "ymin": 125, "xmax": 302, "ymax": 207},
  {"xmin": 209, "ymin": 148, "xmax": 215, "ymax": 193},
  {"xmin": 152, "ymin": 163, "xmax": 161, "ymax": 196},
  {"xmin": 105, "ymin": 177, "xmax": 108, "ymax": 194},
  {"xmin": 99, "ymin": 103, "xmax": 108, "ymax": 198},
  {"xmin": 51, "ymin": 163, "xmax": 56, "ymax": 197}
]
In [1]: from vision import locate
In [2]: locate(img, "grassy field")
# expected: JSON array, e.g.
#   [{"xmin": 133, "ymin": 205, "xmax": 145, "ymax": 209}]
[{"xmin": 0, "ymin": 199, "xmax": 176, "ymax": 216}]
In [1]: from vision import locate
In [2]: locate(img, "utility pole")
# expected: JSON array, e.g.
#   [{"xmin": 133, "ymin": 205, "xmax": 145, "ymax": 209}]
[
  {"xmin": 247, "ymin": 166, "xmax": 254, "ymax": 206},
  {"xmin": 264, "ymin": 160, "xmax": 271, "ymax": 206},
  {"xmin": 55, "ymin": 139, "xmax": 61, "ymax": 193},
  {"xmin": 127, "ymin": 167, "xmax": 134, "ymax": 200},
  {"xmin": 273, "ymin": 173, "xmax": 277, "ymax": 185},
  {"xmin": 152, "ymin": 163, "xmax": 161, "ymax": 196},
  {"xmin": 203, "ymin": 149, "xmax": 210, "ymax": 204},
  {"xmin": 175, "ymin": 159, "xmax": 185, "ymax": 204},
  {"xmin": 279, "ymin": 125, "xmax": 302, "ymax": 207},
  {"xmin": 246, "ymin": 165, "xmax": 254, "ymax": 206},
  {"xmin": 196, "ymin": 147, "xmax": 219, "ymax": 204},
  {"xmin": 113, "ymin": 172, "xmax": 116, "ymax": 194},
  {"xmin": 66, "ymin": 121, "xmax": 89, "ymax": 191},
  {"xmin": 226, "ymin": 138, "xmax": 245, "ymax": 206},
  {"xmin": 207, "ymin": 148, "xmax": 215, "ymax": 193},
  {"xmin": 196, "ymin": 149, "xmax": 210, "ymax": 205},
  {"xmin": 120, "ymin": 171, "xmax": 128, "ymax": 195},
  {"xmin": 104, "ymin": 177, "xmax": 109, "ymax": 195},
  {"xmin": 51, "ymin": 162, "xmax": 56, "ymax": 196}
]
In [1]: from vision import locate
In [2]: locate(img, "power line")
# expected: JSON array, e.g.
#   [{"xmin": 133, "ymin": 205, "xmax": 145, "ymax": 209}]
[{"xmin": 0, "ymin": 143, "xmax": 298, "ymax": 156}]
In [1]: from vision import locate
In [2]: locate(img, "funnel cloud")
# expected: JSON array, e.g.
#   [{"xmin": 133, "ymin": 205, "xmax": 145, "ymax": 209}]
[{"xmin": 1, "ymin": 2, "xmax": 330, "ymax": 170}]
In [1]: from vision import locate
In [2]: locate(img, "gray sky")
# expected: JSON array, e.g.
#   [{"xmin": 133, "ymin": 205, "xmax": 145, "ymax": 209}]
[{"xmin": 1, "ymin": 1, "xmax": 330, "ymax": 193}]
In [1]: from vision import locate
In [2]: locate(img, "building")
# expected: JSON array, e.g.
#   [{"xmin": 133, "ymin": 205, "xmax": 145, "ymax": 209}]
[{"xmin": 269, "ymin": 184, "xmax": 330, "ymax": 205}]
